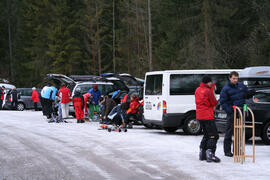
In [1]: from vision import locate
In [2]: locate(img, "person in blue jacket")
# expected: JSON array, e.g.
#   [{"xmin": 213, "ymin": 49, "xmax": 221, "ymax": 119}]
[
  {"xmin": 88, "ymin": 84, "xmax": 101, "ymax": 120},
  {"xmin": 219, "ymin": 71, "xmax": 254, "ymax": 157},
  {"xmin": 41, "ymin": 83, "xmax": 53, "ymax": 119}
]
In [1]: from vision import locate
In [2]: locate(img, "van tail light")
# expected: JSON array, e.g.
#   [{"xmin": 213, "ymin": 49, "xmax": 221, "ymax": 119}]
[{"xmin": 163, "ymin": 100, "xmax": 167, "ymax": 114}]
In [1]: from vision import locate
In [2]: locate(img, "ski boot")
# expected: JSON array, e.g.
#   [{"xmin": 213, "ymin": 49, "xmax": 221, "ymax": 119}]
[{"xmin": 206, "ymin": 149, "xmax": 221, "ymax": 163}]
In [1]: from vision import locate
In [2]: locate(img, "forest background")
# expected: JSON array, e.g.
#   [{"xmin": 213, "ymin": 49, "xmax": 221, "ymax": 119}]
[{"xmin": 1, "ymin": 0, "xmax": 270, "ymax": 87}]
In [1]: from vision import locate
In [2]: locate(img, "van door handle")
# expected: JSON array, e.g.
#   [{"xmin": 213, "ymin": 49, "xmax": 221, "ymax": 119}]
[{"xmin": 145, "ymin": 97, "xmax": 148, "ymax": 99}]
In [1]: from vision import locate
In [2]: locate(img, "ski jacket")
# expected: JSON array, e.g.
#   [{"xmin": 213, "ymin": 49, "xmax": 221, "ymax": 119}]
[
  {"xmin": 0, "ymin": 89, "xmax": 4, "ymax": 100},
  {"xmin": 11, "ymin": 90, "xmax": 18, "ymax": 102},
  {"xmin": 195, "ymin": 83, "xmax": 218, "ymax": 120},
  {"xmin": 41, "ymin": 86, "xmax": 53, "ymax": 100},
  {"xmin": 73, "ymin": 92, "xmax": 84, "ymax": 110},
  {"xmin": 88, "ymin": 88, "xmax": 101, "ymax": 105},
  {"xmin": 31, "ymin": 89, "xmax": 39, "ymax": 103},
  {"xmin": 58, "ymin": 86, "xmax": 71, "ymax": 104},
  {"xmin": 220, "ymin": 82, "xmax": 248, "ymax": 114},
  {"xmin": 127, "ymin": 97, "xmax": 140, "ymax": 114},
  {"xmin": 51, "ymin": 86, "xmax": 58, "ymax": 101}
]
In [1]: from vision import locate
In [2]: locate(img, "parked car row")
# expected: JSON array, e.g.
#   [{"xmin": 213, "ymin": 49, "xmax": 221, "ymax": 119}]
[{"xmin": 3, "ymin": 88, "xmax": 42, "ymax": 111}]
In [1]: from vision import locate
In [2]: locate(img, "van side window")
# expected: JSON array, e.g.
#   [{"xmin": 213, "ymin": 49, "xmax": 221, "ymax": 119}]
[
  {"xmin": 170, "ymin": 74, "xmax": 201, "ymax": 95},
  {"xmin": 145, "ymin": 75, "xmax": 163, "ymax": 95},
  {"xmin": 170, "ymin": 74, "xmax": 229, "ymax": 95}
]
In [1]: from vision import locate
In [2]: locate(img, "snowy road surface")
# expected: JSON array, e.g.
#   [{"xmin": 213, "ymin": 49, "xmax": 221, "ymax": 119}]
[{"xmin": 0, "ymin": 111, "xmax": 269, "ymax": 180}]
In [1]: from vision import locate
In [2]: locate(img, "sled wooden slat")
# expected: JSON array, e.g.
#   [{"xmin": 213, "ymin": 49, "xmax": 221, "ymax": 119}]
[{"xmin": 233, "ymin": 106, "xmax": 255, "ymax": 164}]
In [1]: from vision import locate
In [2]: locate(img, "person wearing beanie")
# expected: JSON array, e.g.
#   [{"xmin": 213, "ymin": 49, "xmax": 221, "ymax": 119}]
[
  {"xmin": 195, "ymin": 75, "xmax": 220, "ymax": 163},
  {"xmin": 31, "ymin": 87, "xmax": 39, "ymax": 111},
  {"xmin": 87, "ymin": 84, "xmax": 101, "ymax": 120}
]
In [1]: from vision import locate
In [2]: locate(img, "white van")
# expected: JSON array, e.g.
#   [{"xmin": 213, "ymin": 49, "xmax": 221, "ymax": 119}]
[{"xmin": 143, "ymin": 69, "xmax": 241, "ymax": 134}]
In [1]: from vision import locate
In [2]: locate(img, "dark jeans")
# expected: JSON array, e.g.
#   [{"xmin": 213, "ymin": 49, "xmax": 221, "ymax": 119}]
[
  {"xmin": 224, "ymin": 113, "xmax": 234, "ymax": 153},
  {"xmin": 199, "ymin": 120, "xmax": 219, "ymax": 152},
  {"xmin": 0, "ymin": 100, "xmax": 2, "ymax": 110}
]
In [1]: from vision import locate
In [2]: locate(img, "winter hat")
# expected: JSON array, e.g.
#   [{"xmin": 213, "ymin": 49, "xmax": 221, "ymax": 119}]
[
  {"xmin": 202, "ymin": 75, "xmax": 212, "ymax": 84},
  {"xmin": 32, "ymin": 87, "xmax": 36, "ymax": 90},
  {"xmin": 93, "ymin": 84, "xmax": 98, "ymax": 89}
]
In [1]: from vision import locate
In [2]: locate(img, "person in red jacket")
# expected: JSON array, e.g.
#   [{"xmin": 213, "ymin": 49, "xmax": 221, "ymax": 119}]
[
  {"xmin": 0, "ymin": 86, "xmax": 5, "ymax": 110},
  {"xmin": 195, "ymin": 75, "xmax": 220, "ymax": 163},
  {"xmin": 125, "ymin": 94, "xmax": 140, "ymax": 126},
  {"xmin": 73, "ymin": 88, "xmax": 85, "ymax": 123},
  {"xmin": 31, "ymin": 87, "xmax": 39, "ymax": 111},
  {"xmin": 58, "ymin": 84, "xmax": 71, "ymax": 119}
]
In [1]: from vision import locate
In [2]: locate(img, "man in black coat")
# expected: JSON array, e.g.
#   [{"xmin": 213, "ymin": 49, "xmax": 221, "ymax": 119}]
[{"xmin": 11, "ymin": 88, "xmax": 18, "ymax": 110}]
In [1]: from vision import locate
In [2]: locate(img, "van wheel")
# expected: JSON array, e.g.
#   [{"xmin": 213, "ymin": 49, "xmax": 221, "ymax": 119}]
[
  {"xmin": 17, "ymin": 103, "xmax": 25, "ymax": 111},
  {"xmin": 183, "ymin": 115, "xmax": 201, "ymax": 135},
  {"xmin": 261, "ymin": 122, "xmax": 270, "ymax": 145},
  {"xmin": 164, "ymin": 127, "xmax": 178, "ymax": 133}
]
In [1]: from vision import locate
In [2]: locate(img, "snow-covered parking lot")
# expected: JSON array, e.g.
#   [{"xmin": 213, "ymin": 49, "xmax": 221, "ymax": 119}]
[{"xmin": 0, "ymin": 111, "xmax": 269, "ymax": 180}]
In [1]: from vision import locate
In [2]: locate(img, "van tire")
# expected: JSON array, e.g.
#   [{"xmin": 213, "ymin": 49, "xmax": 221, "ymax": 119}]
[
  {"xmin": 164, "ymin": 127, "xmax": 178, "ymax": 133},
  {"xmin": 261, "ymin": 122, "xmax": 270, "ymax": 145},
  {"xmin": 183, "ymin": 115, "xmax": 201, "ymax": 135}
]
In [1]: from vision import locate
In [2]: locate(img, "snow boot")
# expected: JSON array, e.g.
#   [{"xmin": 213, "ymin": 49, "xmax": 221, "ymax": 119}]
[
  {"xmin": 77, "ymin": 120, "xmax": 80, "ymax": 123},
  {"xmin": 81, "ymin": 120, "xmax": 85, "ymax": 123},
  {"xmin": 206, "ymin": 149, "xmax": 221, "ymax": 163},
  {"xmin": 199, "ymin": 149, "xmax": 206, "ymax": 161}
]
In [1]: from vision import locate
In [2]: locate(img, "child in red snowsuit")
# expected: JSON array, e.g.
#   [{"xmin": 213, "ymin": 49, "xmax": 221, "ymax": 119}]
[{"xmin": 73, "ymin": 88, "xmax": 85, "ymax": 123}]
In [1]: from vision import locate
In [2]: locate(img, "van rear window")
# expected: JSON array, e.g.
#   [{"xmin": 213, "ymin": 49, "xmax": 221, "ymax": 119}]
[
  {"xmin": 170, "ymin": 74, "xmax": 228, "ymax": 95},
  {"xmin": 145, "ymin": 75, "xmax": 163, "ymax": 95}
]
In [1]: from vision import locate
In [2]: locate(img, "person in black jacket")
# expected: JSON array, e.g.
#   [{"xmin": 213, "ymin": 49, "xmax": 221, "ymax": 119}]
[
  {"xmin": 220, "ymin": 71, "xmax": 255, "ymax": 157},
  {"xmin": 11, "ymin": 88, "xmax": 18, "ymax": 110}
]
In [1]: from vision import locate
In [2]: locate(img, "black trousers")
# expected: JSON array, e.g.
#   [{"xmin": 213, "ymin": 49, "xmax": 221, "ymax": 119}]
[
  {"xmin": 224, "ymin": 113, "xmax": 234, "ymax": 153},
  {"xmin": 42, "ymin": 98, "xmax": 53, "ymax": 118},
  {"xmin": 11, "ymin": 100, "xmax": 18, "ymax": 110},
  {"xmin": 34, "ymin": 102, "xmax": 38, "ymax": 111},
  {"xmin": 199, "ymin": 120, "xmax": 219, "ymax": 152},
  {"xmin": 0, "ymin": 100, "xmax": 2, "ymax": 110}
]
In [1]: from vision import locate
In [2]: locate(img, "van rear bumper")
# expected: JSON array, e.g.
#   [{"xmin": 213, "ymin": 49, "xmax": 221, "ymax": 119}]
[{"xmin": 144, "ymin": 113, "xmax": 185, "ymax": 127}]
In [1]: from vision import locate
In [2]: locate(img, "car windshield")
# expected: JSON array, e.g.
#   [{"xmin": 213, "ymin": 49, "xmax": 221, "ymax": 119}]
[{"xmin": 76, "ymin": 84, "xmax": 114, "ymax": 95}]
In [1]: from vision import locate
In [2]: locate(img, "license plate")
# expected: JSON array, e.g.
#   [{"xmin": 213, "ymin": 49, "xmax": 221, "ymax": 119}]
[{"xmin": 217, "ymin": 113, "xmax": 227, "ymax": 119}]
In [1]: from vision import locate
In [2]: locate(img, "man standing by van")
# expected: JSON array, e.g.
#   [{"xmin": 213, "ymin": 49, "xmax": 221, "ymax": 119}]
[
  {"xmin": 220, "ymin": 71, "xmax": 249, "ymax": 157},
  {"xmin": 195, "ymin": 76, "xmax": 220, "ymax": 163}
]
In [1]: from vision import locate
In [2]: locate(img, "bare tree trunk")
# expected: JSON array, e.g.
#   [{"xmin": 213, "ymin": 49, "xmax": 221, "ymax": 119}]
[
  {"xmin": 113, "ymin": 0, "xmax": 116, "ymax": 73},
  {"xmin": 7, "ymin": 0, "xmax": 14, "ymax": 81},
  {"xmin": 96, "ymin": 2, "xmax": 102, "ymax": 75},
  {"xmin": 136, "ymin": 0, "xmax": 140, "ymax": 75},
  {"xmin": 148, "ymin": 0, "xmax": 153, "ymax": 71},
  {"xmin": 203, "ymin": 0, "xmax": 212, "ymax": 68},
  {"xmin": 90, "ymin": 21, "xmax": 96, "ymax": 75},
  {"xmin": 127, "ymin": 0, "xmax": 131, "ymax": 74}
]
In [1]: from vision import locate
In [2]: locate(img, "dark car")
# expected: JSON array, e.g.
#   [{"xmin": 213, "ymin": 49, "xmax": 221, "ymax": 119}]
[
  {"xmin": 215, "ymin": 89, "xmax": 270, "ymax": 145},
  {"xmin": 4, "ymin": 88, "xmax": 42, "ymax": 111}
]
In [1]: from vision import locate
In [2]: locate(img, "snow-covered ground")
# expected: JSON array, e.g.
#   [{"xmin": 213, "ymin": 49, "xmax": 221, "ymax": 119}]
[{"xmin": 0, "ymin": 111, "xmax": 269, "ymax": 180}]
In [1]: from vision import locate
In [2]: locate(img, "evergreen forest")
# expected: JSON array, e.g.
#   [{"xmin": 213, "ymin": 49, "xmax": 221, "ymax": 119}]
[{"xmin": 1, "ymin": 0, "xmax": 270, "ymax": 87}]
